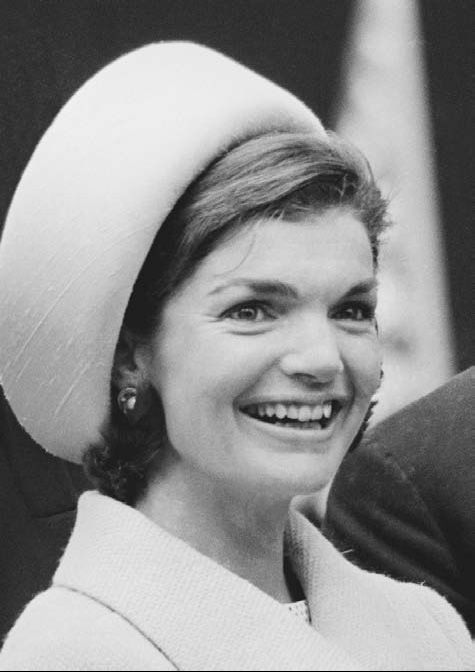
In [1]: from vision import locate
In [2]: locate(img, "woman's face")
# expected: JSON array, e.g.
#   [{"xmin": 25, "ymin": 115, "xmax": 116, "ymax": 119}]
[{"xmin": 139, "ymin": 208, "xmax": 381, "ymax": 498}]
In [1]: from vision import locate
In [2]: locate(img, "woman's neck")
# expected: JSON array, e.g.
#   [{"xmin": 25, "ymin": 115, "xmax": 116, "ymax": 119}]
[{"xmin": 136, "ymin": 460, "xmax": 300, "ymax": 603}]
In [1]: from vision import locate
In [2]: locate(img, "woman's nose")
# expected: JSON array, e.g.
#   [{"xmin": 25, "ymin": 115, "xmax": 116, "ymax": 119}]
[{"xmin": 279, "ymin": 316, "xmax": 344, "ymax": 383}]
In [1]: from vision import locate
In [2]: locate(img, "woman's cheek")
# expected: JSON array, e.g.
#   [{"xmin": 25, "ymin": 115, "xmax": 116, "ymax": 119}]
[
  {"xmin": 363, "ymin": 335, "xmax": 383, "ymax": 397},
  {"xmin": 346, "ymin": 331, "xmax": 382, "ymax": 399}
]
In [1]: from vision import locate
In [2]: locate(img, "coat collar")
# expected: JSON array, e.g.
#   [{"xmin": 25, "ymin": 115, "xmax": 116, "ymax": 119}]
[{"xmin": 53, "ymin": 492, "xmax": 370, "ymax": 670}]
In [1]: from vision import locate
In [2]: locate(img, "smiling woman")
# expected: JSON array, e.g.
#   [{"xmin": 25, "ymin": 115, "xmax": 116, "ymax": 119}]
[
  {"xmin": 0, "ymin": 42, "xmax": 472, "ymax": 671},
  {"xmin": 88, "ymin": 132, "xmax": 384, "ymax": 508}
]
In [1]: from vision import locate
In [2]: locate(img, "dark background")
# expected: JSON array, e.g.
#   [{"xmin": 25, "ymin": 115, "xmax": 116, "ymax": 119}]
[{"xmin": 1, "ymin": 0, "xmax": 473, "ymax": 368}]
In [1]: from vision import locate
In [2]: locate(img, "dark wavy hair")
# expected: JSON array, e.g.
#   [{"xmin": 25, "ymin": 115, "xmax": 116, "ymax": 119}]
[{"xmin": 83, "ymin": 132, "xmax": 389, "ymax": 505}]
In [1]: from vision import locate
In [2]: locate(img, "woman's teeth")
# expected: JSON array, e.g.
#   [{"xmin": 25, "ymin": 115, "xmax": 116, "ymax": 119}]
[{"xmin": 243, "ymin": 401, "xmax": 337, "ymax": 429}]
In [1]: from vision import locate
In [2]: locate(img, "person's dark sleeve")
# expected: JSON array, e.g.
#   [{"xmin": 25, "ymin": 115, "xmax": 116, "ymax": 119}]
[
  {"xmin": 0, "ymin": 387, "xmax": 90, "ymax": 641},
  {"xmin": 323, "ymin": 368, "xmax": 475, "ymax": 635}
]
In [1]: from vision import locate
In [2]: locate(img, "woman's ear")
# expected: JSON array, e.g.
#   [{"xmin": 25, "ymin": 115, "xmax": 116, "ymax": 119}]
[
  {"xmin": 112, "ymin": 327, "xmax": 149, "ymax": 389},
  {"xmin": 112, "ymin": 328, "xmax": 157, "ymax": 425}
]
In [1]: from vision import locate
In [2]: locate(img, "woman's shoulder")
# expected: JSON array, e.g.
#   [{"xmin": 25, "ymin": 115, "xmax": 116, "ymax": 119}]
[
  {"xmin": 393, "ymin": 579, "xmax": 474, "ymax": 661},
  {"xmin": 290, "ymin": 503, "xmax": 474, "ymax": 668},
  {"xmin": 330, "ymin": 544, "xmax": 474, "ymax": 667},
  {"xmin": 0, "ymin": 586, "xmax": 176, "ymax": 671},
  {"xmin": 354, "ymin": 568, "xmax": 474, "ymax": 666}
]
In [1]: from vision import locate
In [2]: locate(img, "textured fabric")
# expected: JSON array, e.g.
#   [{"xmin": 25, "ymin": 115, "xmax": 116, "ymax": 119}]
[
  {"xmin": 1, "ymin": 491, "xmax": 473, "ymax": 671},
  {"xmin": 323, "ymin": 367, "xmax": 475, "ymax": 635},
  {"xmin": 286, "ymin": 600, "xmax": 311, "ymax": 624},
  {"xmin": 0, "ymin": 41, "xmax": 324, "ymax": 463}
]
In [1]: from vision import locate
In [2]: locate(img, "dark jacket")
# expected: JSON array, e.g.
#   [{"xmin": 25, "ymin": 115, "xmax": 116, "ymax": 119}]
[
  {"xmin": 323, "ymin": 367, "xmax": 475, "ymax": 635},
  {"xmin": 0, "ymin": 387, "xmax": 89, "ymax": 640}
]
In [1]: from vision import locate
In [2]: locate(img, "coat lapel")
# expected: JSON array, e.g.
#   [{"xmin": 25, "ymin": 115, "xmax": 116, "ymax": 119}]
[{"xmin": 287, "ymin": 497, "xmax": 457, "ymax": 671}]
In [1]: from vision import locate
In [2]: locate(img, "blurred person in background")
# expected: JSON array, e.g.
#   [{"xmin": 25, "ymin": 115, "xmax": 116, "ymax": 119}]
[
  {"xmin": 0, "ymin": 388, "xmax": 88, "ymax": 640},
  {"xmin": 324, "ymin": 367, "xmax": 475, "ymax": 636}
]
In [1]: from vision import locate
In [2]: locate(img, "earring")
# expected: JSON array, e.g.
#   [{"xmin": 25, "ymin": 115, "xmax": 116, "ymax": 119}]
[{"xmin": 117, "ymin": 386, "xmax": 137, "ymax": 416}]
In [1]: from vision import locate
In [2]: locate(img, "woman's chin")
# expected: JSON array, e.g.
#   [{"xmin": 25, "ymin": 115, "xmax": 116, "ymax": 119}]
[{"xmin": 225, "ymin": 454, "xmax": 342, "ymax": 503}]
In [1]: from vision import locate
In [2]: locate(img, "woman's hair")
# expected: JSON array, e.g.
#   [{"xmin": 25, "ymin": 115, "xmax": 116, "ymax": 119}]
[{"xmin": 83, "ymin": 131, "xmax": 389, "ymax": 505}]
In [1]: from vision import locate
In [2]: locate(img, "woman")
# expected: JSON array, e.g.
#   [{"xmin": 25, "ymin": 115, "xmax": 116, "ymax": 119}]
[{"xmin": 0, "ymin": 42, "xmax": 472, "ymax": 671}]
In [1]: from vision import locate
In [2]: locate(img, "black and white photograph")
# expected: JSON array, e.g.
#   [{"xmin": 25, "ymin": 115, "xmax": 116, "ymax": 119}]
[{"xmin": 0, "ymin": 1, "xmax": 473, "ymax": 669}]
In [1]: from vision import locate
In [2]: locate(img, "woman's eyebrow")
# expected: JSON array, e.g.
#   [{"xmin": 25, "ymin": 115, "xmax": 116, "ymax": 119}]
[
  {"xmin": 208, "ymin": 278, "xmax": 298, "ymax": 299},
  {"xmin": 342, "ymin": 278, "xmax": 378, "ymax": 297},
  {"xmin": 209, "ymin": 278, "xmax": 377, "ymax": 298}
]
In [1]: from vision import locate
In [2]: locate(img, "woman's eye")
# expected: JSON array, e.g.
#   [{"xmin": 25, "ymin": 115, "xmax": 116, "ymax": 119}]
[
  {"xmin": 224, "ymin": 302, "xmax": 271, "ymax": 322},
  {"xmin": 335, "ymin": 303, "xmax": 375, "ymax": 322}
]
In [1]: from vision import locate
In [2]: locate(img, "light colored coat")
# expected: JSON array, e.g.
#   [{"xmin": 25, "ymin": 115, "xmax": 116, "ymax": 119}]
[{"xmin": 1, "ymin": 491, "xmax": 473, "ymax": 671}]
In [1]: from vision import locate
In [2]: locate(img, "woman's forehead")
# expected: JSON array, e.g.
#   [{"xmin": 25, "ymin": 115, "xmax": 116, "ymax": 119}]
[{"xmin": 183, "ymin": 211, "xmax": 375, "ymax": 299}]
